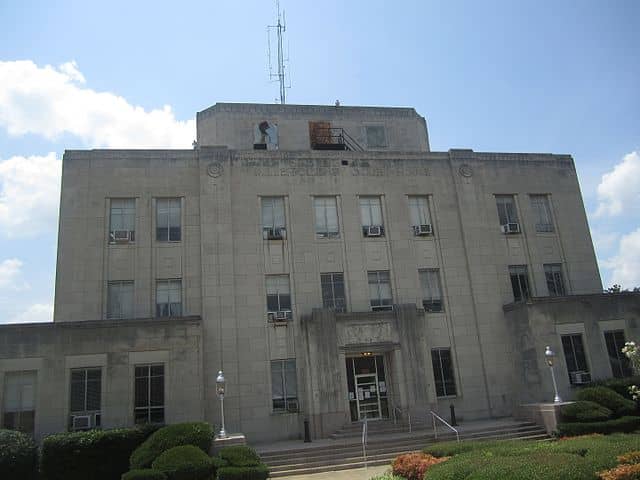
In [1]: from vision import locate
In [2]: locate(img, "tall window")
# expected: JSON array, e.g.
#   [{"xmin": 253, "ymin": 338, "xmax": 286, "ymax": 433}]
[
  {"xmin": 360, "ymin": 196, "xmax": 384, "ymax": 237},
  {"xmin": 368, "ymin": 270, "xmax": 393, "ymax": 311},
  {"xmin": 495, "ymin": 195, "xmax": 519, "ymax": 229},
  {"xmin": 266, "ymin": 276, "xmax": 292, "ymax": 313},
  {"xmin": 134, "ymin": 364, "xmax": 165, "ymax": 424},
  {"xmin": 156, "ymin": 279, "xmax": 182, "ymax": 317},
  {"xmin": 419, "ymin": 269, "xmax": 443, "ymax": 312},
  {"xmin": 530, "ymin": 195, "xmax": 554, "ymax": 233},
  {"xmin": 70, "ymin": 368, "xmax": 101, "ymax": 429},
  {"xmin": 107, "ymin": 281, "xmax": 134, "ymax": 319},
  {"xmin": 156, "ymin": 198, "xmax": 181, "ymax": 242},
  {"xmin": 109, "ymin": 198, "xmax": 136, "ymax": 243},
  {"xmin": 271, "ymin": 359, "xmax": 298, "ymax": 413},
  {"xmin": 314, "ymin": 197, "xmax": 339, "ymax": 238},
  {"xmin": 261, "ymin": 197, "xmax": 286, "ymax": 239},
  {"xmin": 408, "ymin": 196, "xmax": 433, "ymax": 234},
  {"xmin": 561, "ymin": 334, "xmax": 590, "ymax": 384},
  {"xmin": 321, "ymin": 273, "xmax": 346, "ymax": 312},
  {"xmin": 544, "ymin": 264, "xmax": 566, "ymax": 297},
  {"xmin": 365, "ymin": 126, "xmax": 386, "ymax": 148},
  {"xmin": 604, "ymin": 330, "xmax": 633, "ymax": 378},
  {"xmin": 431, "ymin": 349, "xmax": 457, "ymax": 397},
  {"xmin": 2, "ymin": 371, "xmax": 36, "ymax": 436},
  {"xmin": 508, "ymin": 265, "xmax": 530, "ymax": 302}
]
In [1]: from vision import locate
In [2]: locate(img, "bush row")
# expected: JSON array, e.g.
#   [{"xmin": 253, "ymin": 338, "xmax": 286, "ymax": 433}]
[
  {"xmin": 576, "ymin": 387, "xmax": 636, "ymax": 417},
  {"xmin": 0, "ymin": 429, "xmax": 38, "ymax": 480},
  {"xmin": 557, "ymin": 416, "xmax": 640, "ymax": 437}
]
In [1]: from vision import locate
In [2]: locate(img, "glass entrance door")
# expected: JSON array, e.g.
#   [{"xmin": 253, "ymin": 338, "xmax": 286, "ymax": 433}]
[{"xmin": 346, "ymin": 355, "xmax": 389, "ymax": 421}]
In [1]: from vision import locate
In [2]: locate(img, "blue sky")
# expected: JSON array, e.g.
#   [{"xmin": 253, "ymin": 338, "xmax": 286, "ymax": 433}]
[{"xmin": 0, "ymin": 0, "xmax": 638, "ymax": 323}]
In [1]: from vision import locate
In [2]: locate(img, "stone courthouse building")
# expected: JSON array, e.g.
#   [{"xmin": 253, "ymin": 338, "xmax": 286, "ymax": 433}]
[{"xmin": 1, "ymin": 102, "xmax": 639, "ymax": 442}]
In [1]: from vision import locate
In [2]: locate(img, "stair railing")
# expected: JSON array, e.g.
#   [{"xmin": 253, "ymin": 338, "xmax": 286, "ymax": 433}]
[
  {"xmin": 392, "ymin": 406, "xmax": 412, "ymax": 432},
  {"xmin": 361, "ymin": 418, "xmax": 368, "ymax": 468},
  {"xmin": 430, "ymin": 410, "xmax": 459, "ymax": 442},
  {"xmin": 341, "ymin": 129, "xmax": 365, "ymax": 151}
]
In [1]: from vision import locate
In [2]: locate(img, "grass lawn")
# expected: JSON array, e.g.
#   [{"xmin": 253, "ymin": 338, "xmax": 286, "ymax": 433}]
[{"xmin": 417, "ymin": 434, "xmax": 640, "ymax": 479}]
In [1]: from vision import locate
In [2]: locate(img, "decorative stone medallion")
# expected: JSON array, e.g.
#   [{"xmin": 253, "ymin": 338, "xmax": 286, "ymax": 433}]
[
  {"xmin": 207, "ymin": 162, "xmax": 223, "ymax": 178},
  {"xmin": 458, "ymin": 164, "xmax": 473, "ymax": 178}
]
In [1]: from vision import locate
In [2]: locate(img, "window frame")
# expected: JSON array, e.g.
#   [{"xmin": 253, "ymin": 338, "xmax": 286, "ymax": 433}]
[
  {"xmin": 495, "ymin": 195, "xmax": 519, "ymax": 227},
  {"xmin": 261, "ymin": 197, "xmax": 286, "ymax": 239},
  {"xmin": 561, "ymin": 333, "xmax": 590, "ymax": 385},
  {"xmin": 156, "ymin": 198, "xmax": 182, "ymax": 242},
  {"xmin": 364, "ymin": 125, "xmax": 387, "ymax": 149},
  {"xmin": 271, "ymin": 359, "xmax": 298, "ymax": 413},
  {"xmin": 431, "ymin": 348, "xmax": 457, "ymax": 398},
  {"xmin": 313, "ymin": 196, "xmax": 340, "ymax": 239},
  {"xmin": 604, "ymin": 330, "xmax": 633, "ymax": 378},
  {"xmin": 2, "ymin": 370, "xmax": 37, "ymax": 436},
  {"xmin": 265, "ymin": 275, "xmax": 292, "ymax": 314},
  {"xmin": 360, "ymin": 196, "xmax": 385, "ymax": 237},
  {"xmin": 156, "ymin": 278, "xmax": 182, "ymax": 318},
  {"xmin": 109, "ymin": 198, "xmax": 136, "ymax": 244},
  {"xmin": 134, "ymin": 364, "xmax": 165, "ymax": 425},
  {"xmin": 107, "ymin": 280, "xmax": 134, "ymax": 320},
  {"xmin": 544, "ymin": 263, "xmax": 566, "ymax": 297},
  {"xmin": 320, "ymin": 272, "xmax": 346, "ymax": 312},
  {"xmin": 408, "ymin": 196, "xmax": 433, "ymax": 231},
  {"xmin": 368, "ymin": 270, "xmax": 393, "ymax": 311},
  {"xmin": 419, "ymin": 268, "xmax": 444, "ymax": 313},
  {"xmin": 530, "ymin": 194, "xmax": 554, "ymax": 233},
  {"xmin": 508, "ymin": 265, "xmax": 530, "ymax": 302}
]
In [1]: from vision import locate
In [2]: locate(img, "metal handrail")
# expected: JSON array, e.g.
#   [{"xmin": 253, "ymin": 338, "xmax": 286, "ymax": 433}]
[
  {"xmin": 361, "ymin": 418, "xmax": 368, "ymax": 468},
  {"xmin": 392, "ymin": 406, "xmax": 412, "ymax": 432},
  {"xmin": 430, "ymin": 410, "xmax": 459, "ymax": 442}
]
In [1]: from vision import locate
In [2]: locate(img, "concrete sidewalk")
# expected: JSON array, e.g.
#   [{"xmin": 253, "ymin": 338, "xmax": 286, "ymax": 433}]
[{"xmin": 276, "ymin": 464, "xmax": 389, "ymax": 480}]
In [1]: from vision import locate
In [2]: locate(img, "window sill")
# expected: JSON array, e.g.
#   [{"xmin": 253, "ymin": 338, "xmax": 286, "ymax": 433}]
[
  {"xmin": 270, "ymin": 410, "xmax": 299, "ymax": 416},
  {"xmin": 436, "ymin": 395, "xmax": 458, "ymax": 400}
]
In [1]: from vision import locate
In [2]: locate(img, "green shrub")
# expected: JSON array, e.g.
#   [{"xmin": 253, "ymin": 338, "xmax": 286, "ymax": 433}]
[
  {"xmin": 590, "ymin": 377, "xmax": 640, "ymax": 400},
  {"xmin": 0, "ymin": 429, "xmax": 38, "ymax": 480},
  {"xmin": 122, "ymin": 469, "xmax": 168, "ymax": 480},
  {"xmin": 151, "ymin": 445, "xmax": 215, "ymax": 480},
  {"xmin": 561, "ymin": 400, "xmax": 613, "ymax": 422},
  {"xmin": 556, "ymin": 416, "xmax": 640, "ymax": 436},
  {"xmin": 217, "ymin": 445, "xmax": 261, "ymax": 467},
  {"xmin": 217, "ymin": 465, "xmax": 270, "ymax": 480},
  {"xmin": 369, "ymin": 474, "xmax": 405, "ymax": 480},
  {"xmin": 130, "ymin": 422, "xmax": 213, "ymax": 469},
  {"xmin": 577, "ymin": 386, "xmax": 636, "ymax": 416},
  {"xmin": 41, "ymin": 425, "xmax": 157, "ymax": 480}
]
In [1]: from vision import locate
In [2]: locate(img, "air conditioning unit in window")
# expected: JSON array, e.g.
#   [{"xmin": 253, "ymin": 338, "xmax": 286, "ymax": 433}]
[
  {"xmin": 570, "ymin": 371, "xmax": 592, "ymax": 385},
  {"xmin": 71, "ymin": 415, "xmax": 92, "ymax": 431},
  {"xmin": 110, "ymin": 230, "xmax": 132, "ymax": 242},
  {"xmin": 268, "ymin": 311, "xmax": 292, "ymax": 323},
  {"xmin": 413, "ymin": 224, "xmax": 433, "ymax": 236},
  {"xmin": 366, "ymin": 225, "xmax": 382, "ymax": 237},
  {"xmin": 501, "ymin": 223, "xmax": 520, "ymax": 234}
]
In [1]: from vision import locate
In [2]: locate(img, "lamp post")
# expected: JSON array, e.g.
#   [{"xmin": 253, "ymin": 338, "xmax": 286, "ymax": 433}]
[
  {"xmin": 544, "ymin": 346, "xmax": 562, "ymax": 403},
  {"xmin": 216, "ymin": 370, "xmax": 227, "ymax": 438}
]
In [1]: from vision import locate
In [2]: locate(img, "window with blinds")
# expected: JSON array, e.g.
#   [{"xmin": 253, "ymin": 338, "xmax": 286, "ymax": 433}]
[
  {"xmin": 420, "ymin": 269, "xmax": 443, "ymax": 312},
  {"xmin": 314, "ymin": 197, "xmax": 339, "ymax": 238},
  {"xmin": 3, "ymin": 371, "xmax": 37, "ymax": 436},
  {"xmin": 271, "ymin": 359, "xmax": 298, "ymax": 413}
]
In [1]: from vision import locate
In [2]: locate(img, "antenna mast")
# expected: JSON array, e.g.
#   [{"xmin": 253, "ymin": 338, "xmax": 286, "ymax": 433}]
[{"xmin": 267, "ymin": 0, "xmax": 289, "ymax": 104}]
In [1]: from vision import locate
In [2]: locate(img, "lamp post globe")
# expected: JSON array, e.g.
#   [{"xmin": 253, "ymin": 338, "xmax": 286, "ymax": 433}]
[
  {"xmin": 216, "ymin": 370, "xmax": 227, "ymax": 438},
  {"xmin": 544, "ymin": 346, "xmax": 562, "ymax": 403}
]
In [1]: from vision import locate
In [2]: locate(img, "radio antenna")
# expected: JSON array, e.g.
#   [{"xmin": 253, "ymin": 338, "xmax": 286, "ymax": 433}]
[{"xmin": 267, "ymin": 0, "xmax": 290, "ymax": 104}]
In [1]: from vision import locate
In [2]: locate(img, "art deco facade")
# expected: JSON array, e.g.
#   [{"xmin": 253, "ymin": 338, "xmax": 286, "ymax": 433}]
[{"xmin": 1, "ymin": 103, "xmax": 638, "ymax": 442}]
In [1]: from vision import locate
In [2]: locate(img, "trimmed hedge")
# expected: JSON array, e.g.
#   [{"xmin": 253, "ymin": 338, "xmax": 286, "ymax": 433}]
[
  {"xmin": 217, "ymin": 465, "xmax": 270, "ymax": 480},
  {"xmin": 577, "ymin": 386, "xmax": 636, "ymax": 417},
  {"xmin": 561, "ymin": 400, "xmax": 612, "ymax": 422},
  {"xmin": 556, "ymin": 416, "xmax": 640, "ymax": 437},
  {"xmin": 590, "ymin": 376, "xmax": 640, "ymax": 401},
  {"xmin": 0, "ymin": 429, "xmax": 38, "ymax": 480},
  {"xmin": 41, "ymin": 424, "xmax": 158, "ymax": 480},
  {"xmin": 423, "ymin": 433, "xmax": 640, "ymax": 480},
  {"xmin": 122, "ymin": 469, "xmax": 168, "ymax": 480},
  {"xmin": 130, "ymin": 422, "xmax": 213, "ymax": 469},
  {"xmin": 217, "ymin": 445, "xmax": 261, "ymax": 467},
  {"xmin": 151, "ymin": 445, "xmax": 216, "ymax": 480}
]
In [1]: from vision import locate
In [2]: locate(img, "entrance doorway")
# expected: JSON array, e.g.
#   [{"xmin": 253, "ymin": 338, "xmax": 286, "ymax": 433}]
[{"xmin": 346, "ymin": 355, "xmax": 389, "ymax": 421}]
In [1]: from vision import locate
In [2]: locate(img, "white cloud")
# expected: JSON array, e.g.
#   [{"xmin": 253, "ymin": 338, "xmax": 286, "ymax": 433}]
[
  {"xmin": 0, "ymin": 60, "xmax": 195, "ymax": 148},
  {"xmin": 596, "ymin": 151, "xmax": 640, "ymax": 216},
  {"xmin": 0, "ymin": 152, "xmax": 61, "ymax": 237},
  {"xmin": 4, "ymin": 303, "xmax": 53, "ymax": 324},
  {"xmin": 0, "ymin": 258, "xmax": 29, "ymax": 290},
  {"xmin": 603, "ymin": 228, "xmax": 640, "ymax": 288}
]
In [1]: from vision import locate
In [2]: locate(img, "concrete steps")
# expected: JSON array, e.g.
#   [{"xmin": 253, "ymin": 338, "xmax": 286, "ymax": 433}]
[{"xmin": 257, "ymin": 420, "xmax": 549, "ymax": 477}]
